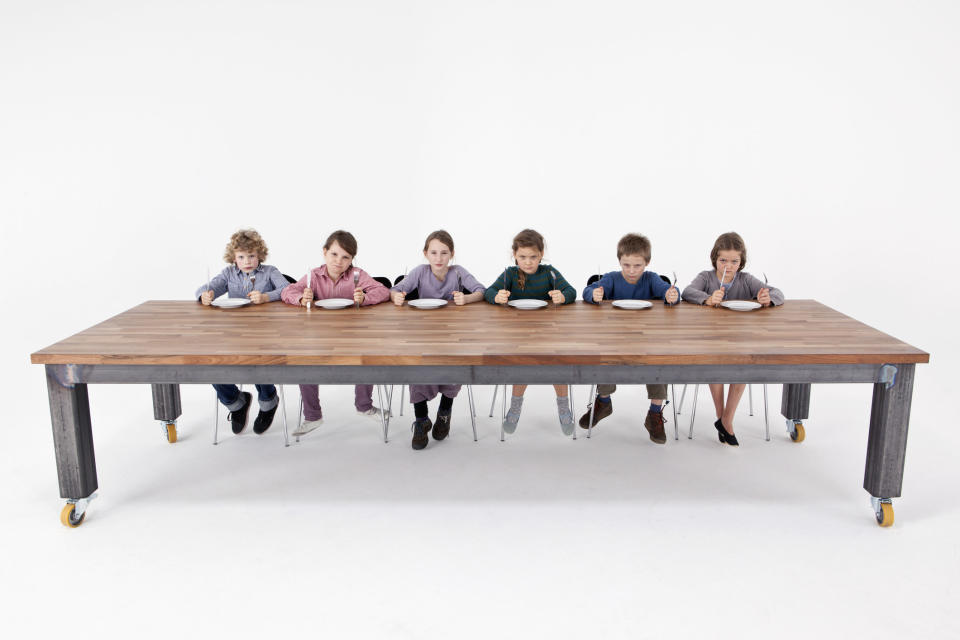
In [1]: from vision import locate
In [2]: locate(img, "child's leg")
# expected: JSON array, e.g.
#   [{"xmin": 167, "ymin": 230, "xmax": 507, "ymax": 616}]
[
  {"xmin": 646, "ymin": 385, "xmax": 667, "ymax": 412},
  {"xmin": 213, "ymin": 384, "xmax": 245, "ymax": 411},
  {"xmin": 596, "ymin": 384, "xmax": 616, "ymax": 398},
  {"xmin": 433, "ymin": 386, "xmax": 458, "ymax": 440},
  {"xmin": 512, "ymin": 384, "xmax": 527, "ymax": 396},
  {"xmin": 355, "ymin": 384, "xmax": 374, "ymax": 411},
  {"xmin": 580, "ymin": 384, "xmax": 615, "ymax": 428},
  {"xmin": 255, "ymin": 384, "xmax": 279, "ymax": 411},
  {"xmin": 644, "ymin": 384, "xmax": 668, "ymax": 444},
  {"xmin": 299, "ymin": 384, "xmax": 322, "ymax": 421},
  {"xmin": 721, "ymin": 384, "xmax": 747, "ymax": 431},
  {"xmin": 553, "ymin": 384, "xmax": 568, "ymax": 397},
  {"xmin": 409, "ymin": 385, "xmax": 440, "ymax": 405},
  {"xmin": 709, "ymin": 384, "xmax": 726, "ymax": 418}
]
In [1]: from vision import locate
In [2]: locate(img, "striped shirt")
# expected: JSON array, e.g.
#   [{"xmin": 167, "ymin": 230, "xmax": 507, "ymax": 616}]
[
  {"xmin": 195, "ymin": 264, "xmax": 290, "ymax": 302},
  {"xmin": 483, "ymin": 264, "xmax": 576, "ymax": 304}
]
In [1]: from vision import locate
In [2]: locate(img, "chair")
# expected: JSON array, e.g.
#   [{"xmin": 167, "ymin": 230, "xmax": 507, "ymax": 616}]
[
  {"xmin": 676, "ymin": 384, "xmax": 770, "ymax": 441},
  {"xmin": 282, "ymin": 273, "xmax": 297, "ymax": 284},
  {"xmin": 214, "ymin": 384, "xmax": 291, "ymax": 446},
  {"xmin": 579, "ymin": 273, "xmax": 679, "ymax": 440},
  {"xmin": 293, "ymin": 384, "xmax": 394, "ymax": 443}
]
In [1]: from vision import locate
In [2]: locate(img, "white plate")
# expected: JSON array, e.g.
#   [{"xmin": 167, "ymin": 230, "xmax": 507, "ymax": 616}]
[
  {"xmin": 315, "ymin": 298, "xmax": 355, "ymax": 310},
  {"xmin": 508, "ymin": 299, "xmax": 548, "ymax": 309},
  {"xmin": 611, "ymin": 299, "xmax": 653, "ymax": 310},
  {"xmin": 211, "ymin": 298, "xmax": 251, "ymax": 308},
  {"xmin": 408, "ymin": 298, "xmax": 448, "ymax": 309},
  {"xmin": 721, "ymin": 300, "xmax": 762, "ymax": 311}
]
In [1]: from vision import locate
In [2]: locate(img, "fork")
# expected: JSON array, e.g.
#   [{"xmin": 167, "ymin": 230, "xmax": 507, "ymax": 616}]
[
  {"xmin": 551, "ymin": 269, "xmax": 558, "ymax": 308},
  {"xmin": 353, "ymin": 269, "xmax": 360, "ymax": 309}
]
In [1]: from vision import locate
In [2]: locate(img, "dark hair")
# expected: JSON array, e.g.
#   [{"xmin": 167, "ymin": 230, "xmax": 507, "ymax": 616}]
[
  {"xmin": 423, "ymin": 230, "xmax": 454, "ymax": 254},
  {"xmin": 512, "ymin": 229, "xmax": 545, "ymax": 290},
  {"xmin": 324, "ymin": 230, "xmax": 358, "ymax": 258},
  {"xmin": 710, "ymin": 232, "xmax": 747, "ymax": 271},
  {"xmin": 616, "ymin": 233, "xmax": 651, "ymax": 262}
]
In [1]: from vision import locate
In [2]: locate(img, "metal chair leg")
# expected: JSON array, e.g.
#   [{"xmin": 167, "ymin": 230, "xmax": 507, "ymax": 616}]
[
  {"xmin": 399, "ymin": 385, "xmax": 405, "ymax": 416},
  {"xmin": 671, "ymin": 384, "xmax": 679, "ymax": 440},
  {"xmin": 500, "ymin": 385, "xmax": 507, "ymax": 442},
  {"xmin": 214, "ymin": 390, "xmax": 220, "ymax": 445},
  {"xmin": 688, "ymin": 384, "xmax": 699, "ymax": 439},
  {"xmin": 279, "ymin": 385, "xmax": 289, "ymax": 447},
  {"xmin": 749, "ymin": 384, "xmax": 754, "ymax": 416},
  {"xmin": 763, "ymin": 383, "xmax": 770, "ymax": 441},
  {"xmin": 377, "ymin": 384, "xmax": 388, "ymax": 443},
  {"xmin": 586, "ymin": 384, "xmax": 597, "ymax": 439},
  {"xmin": 677, "ymin": 384, "xmax": 688, "ymax": 415},
  {"xmin": 489, "ymin": 384, "xmax": 499, "ymax": 418},
  {"xmin": 467, "ymin": 385, "xmax": 478, "ymax": 441},
  {"xmin": 568, "ymin": 385, "xmax": 576, "ymax": 440},
  {"xmin": 296, "ymin": 395, "xmax": 302, "ymax": 443}
]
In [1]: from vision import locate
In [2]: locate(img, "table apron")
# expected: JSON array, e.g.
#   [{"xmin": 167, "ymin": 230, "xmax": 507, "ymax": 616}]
[{"xmin": 47, "ymin": 363, "xmax": 894, "ymax": 386}]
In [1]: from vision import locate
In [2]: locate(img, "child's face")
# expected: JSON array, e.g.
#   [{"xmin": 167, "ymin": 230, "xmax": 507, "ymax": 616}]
[
  {"xmin": 234, "ymin": 250, "xmax": 260, "ymax": 273},
  {"xmin": 514, "ymin": 246, "xmax": 542, "ymax": 274},
  {"xmin": 424, "ymin": 239, "xmax": 453, "ymax": 271},
  {"xmin": 323, "ymin": 241, "xmax": 353, "ymax": 278},
  {"xmin": 619, "ymin": 254, "xmax": 647, "ymax": 284},
  {"xmin": 715, "ymin": 249, "xmax": 742, "ymax": 282}
]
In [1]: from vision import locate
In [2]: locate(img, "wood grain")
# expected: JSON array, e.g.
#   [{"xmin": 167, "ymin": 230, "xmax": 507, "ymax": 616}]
[{"xmin": 30, "ymin": 300, "xmax": 930, "ymax": 366}]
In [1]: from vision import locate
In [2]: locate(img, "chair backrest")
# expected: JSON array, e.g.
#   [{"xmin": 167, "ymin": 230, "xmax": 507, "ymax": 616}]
[
  {"xmin": 586, "ymin": 274, "xmax": 601, "ymax": 286},
  {"xmin": 659, "ymin": 274, "xmax": 670, "ymax": 285},
  {"xmin": 282, "ymin": 274, "xmax": 297, "ymax": 284},
  {"xmin": 373, "ymin": 276, "xmax": 392, "ymax": 290}
]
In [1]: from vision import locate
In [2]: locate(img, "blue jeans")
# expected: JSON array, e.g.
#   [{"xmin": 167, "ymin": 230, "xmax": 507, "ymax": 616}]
[{"xmin": 213, "ymin": 384, "xmax": 279, "ymax": 412}]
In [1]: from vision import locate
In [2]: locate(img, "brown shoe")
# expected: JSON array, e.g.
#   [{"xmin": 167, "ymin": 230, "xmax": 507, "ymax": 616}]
[
  {"xmin": 644, "ymin": 410, "xmax": 667, "ymax": 444},
  {"xmin": 579, "ymin": 398, "xmax": 612, "ymax": 428}
]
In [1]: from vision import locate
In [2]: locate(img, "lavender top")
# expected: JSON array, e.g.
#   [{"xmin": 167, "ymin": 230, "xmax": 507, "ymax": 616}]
[
  {"xmin": 195, "ymin": 264, "xmax": 289, "ymax": 302},
  {"xmin": 391, "ymin": 264, "xmax": 485, "ymax": 300}
]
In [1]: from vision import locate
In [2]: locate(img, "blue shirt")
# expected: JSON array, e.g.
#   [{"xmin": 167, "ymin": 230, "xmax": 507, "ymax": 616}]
[
  {"xmin": 582, "ymin": 270, "xmax": 677, "ymax": 304},
  {"xmin": 195, "ymin": 263, "xmax": 290, "ymax": 302}
]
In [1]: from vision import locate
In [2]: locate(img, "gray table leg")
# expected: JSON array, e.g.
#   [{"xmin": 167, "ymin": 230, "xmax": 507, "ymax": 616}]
[
  {"xmin": 863, "ymin": 364, "xmax": 915, "ymax": 526},
  {"xmin": 46, "ymin": 366, "xmax": 98, "ymax": 501},
  {"xmin": 151, "ymin": 383, "xmax": 182, "ymax": 443},
  {"xmin": 781, "ymin": 383, "xmax": 811, "ymax": 441}
]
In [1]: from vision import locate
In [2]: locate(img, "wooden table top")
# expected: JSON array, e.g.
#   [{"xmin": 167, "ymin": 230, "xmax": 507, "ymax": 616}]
[{"xmin": 30, "ymin": 300, "xmax": 929, "ymax": 367}]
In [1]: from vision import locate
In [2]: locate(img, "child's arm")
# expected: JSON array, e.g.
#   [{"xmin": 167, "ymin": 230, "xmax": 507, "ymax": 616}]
[
  {"xmin": 743, "ymin": 272, "xmax": 784, "ymax": 306},
  {"xmin": 680, "ymin": 271, "xmax": 712, "ymax": 305},
  {"xmin": 357, "ymin": 269, "xmax": 389, "ymax": 306},
  {"xmin": 649, "ymin": 272, "xmax": 679, "ymax": 305},
  {"xmin": 281, "ymin": 273, "xmax": 309, "ymax": 306},
  {"xmin": 484, "ymin": 269, "xmax": 511, "ymax": 304},
  {"xmin": 551, "ymin": 269, "xmax": 577, "ymax": 304},
  {"xmin": 262, "ymin": 267, "xmax": 290, "ymax": 303},
  {"xmin": 195, "ymin": 269, "xmax": 228, "ymax": 303},
  {"xmin": 583, "ymin": 273, "xmax": 612, "ymax": 304},
  {"xmin": 452, "ymin": 267, "xmax": 486, "ymax": 305}
]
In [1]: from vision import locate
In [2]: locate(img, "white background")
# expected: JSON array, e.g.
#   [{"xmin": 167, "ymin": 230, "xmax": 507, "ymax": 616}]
[{"xmin": 1, "ymin": 1, "xmax": 957, "ymax": 638}]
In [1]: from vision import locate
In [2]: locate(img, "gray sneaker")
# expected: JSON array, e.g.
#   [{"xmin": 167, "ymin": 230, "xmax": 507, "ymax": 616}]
[
  {"xmin": 502, "ymin": 396, "xmax": 523, "ymax": 434},
  {"xmin": 557, "ymin": 397, "xmax": 574, "ymax": 436}
]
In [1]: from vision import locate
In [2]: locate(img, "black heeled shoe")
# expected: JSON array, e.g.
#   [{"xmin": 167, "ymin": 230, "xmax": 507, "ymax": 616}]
[{"xmin": 714, "ymin": 419, "xmax": 739, "ymax": 446}]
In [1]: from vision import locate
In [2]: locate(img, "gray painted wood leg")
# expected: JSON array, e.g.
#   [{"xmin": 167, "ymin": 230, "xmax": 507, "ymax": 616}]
[
  {"xmin": 864, "ymin": 364, "xmax": 915, "ymax": 500},
  {"xmin": 781, "ymin": 383, "xmax": 811, "ymax": 441},
  {"xmin": 151, "ymin": 383, "xmax": 181, "ymax": 442},
  {"xmin": 46, "ymin": 365, "xmax": 98, "ymax": 500}
]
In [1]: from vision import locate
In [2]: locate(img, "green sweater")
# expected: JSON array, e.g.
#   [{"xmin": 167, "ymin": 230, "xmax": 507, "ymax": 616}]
[{"xmin": 484, "ymin": 265, "xmax": 577, "ymax": 304}]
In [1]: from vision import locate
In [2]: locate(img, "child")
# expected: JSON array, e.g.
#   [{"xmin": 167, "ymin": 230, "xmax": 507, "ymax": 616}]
[
  {"xmin": 391, "ymin": 230, "xmax": 486, "ymax": 450},
  {"xmin": 483, "ymin": 228, "xmax": 577, "ymax": 435},
  {"xmin": 195, "ymin": 228, "xmax": 290, "ymax": 435},
  {"xmin": 578, "ymin": 233, "xmax": 679, "ymax": 444},
  {"xmin": 681, "ymin": 231, "xmax": 784, "ymax": 446},
  {"xmin": 280, "ymin": 230, "xmax": 390, "ymax": 436}
]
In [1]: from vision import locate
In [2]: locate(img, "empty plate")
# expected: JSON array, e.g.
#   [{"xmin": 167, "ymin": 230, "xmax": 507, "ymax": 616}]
[
  {"xmin": 612, "ymin": 300, "xmax": 653, "ymax": 310},
  {"xmin": 721, "ymin": 300, "xmax": 762, "ymax": 311},
  {"xmin": 408, "ymin": 298, "xmax": 448, "ymax": 309},
  {"xmin": 508, "ymin": 299, "xmax": 548, "ymax": 309},
  {"xmin": 315, "ymin": 298, "xmax": 355, "ymax": 309},
  {"xmin": 211, "ymin": 298, "xmax": 251, "ymax": 308}
]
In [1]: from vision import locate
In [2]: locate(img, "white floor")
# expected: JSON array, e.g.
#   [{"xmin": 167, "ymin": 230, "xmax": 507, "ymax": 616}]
[{"xmin": 3, "ymin": 376, "xmax": 957, "ymax": 639}]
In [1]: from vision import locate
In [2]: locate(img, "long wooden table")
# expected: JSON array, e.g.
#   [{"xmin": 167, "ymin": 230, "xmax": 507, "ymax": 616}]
[{"xmin": 31, "ymin": 300, "xmax": 929, "ymax": 527}]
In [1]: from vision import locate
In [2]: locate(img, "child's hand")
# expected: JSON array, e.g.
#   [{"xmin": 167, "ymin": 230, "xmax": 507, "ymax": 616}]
[
  {"xmin": 300, "ymin": 287, "xmax": 314, "ymax": 307},
  {"xmin": 665, "ymin": 286, "xmax": 679, "ymax": 304},
  {"xmin": 392, "ymin": 291, "xmax": 406, "ymax": 306},
  {"xmin": 495, "ymin": 289, "xmax": 511, "ymax": 304},
  {"xmin": 757, "ymin": 288, "xmax": 771, "ymax": 306},
  {"xmin": 248, "ymin": 291, "xmax": 267, "ymax": 304},
  {"xmin": 354, "ymin": 287, "xmax": 365, "ymax": 305},
  {"xmin": 707, "ymin": 289, "xmax": 724, "ymax": 307},
  {"xmin": 549, "ymin": 289, "xmax": 565, "ymax": 305},
  {"xmin": 592, "ymin": 286, "xmax": 604, "ymax": 303},
  {"xmin": 452, "ymin": 291, "xmax": 465, "ymax": 306},
  {"xmin": 200, "ymin": 290, "xmax": 214, "ymax": 306}
]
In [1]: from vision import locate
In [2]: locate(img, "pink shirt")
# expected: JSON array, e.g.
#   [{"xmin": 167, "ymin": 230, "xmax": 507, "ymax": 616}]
[{"xmin": 281, "ymin": 265, "xmax": 389, "ymax": 306}]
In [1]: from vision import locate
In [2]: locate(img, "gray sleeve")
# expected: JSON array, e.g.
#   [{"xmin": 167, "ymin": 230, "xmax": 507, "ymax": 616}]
[
  {"xmin": 195, "ymin": 268, "xmax": 228, "ymax": 300},
  {"xmin": 681, "ymin": 271, "xmax": 713, "ymax": 305},
  {"xmin": 740, "ymin": 272, "xmax": 784, "ymax": 306},
  {"xmin": 456, "ymin": 266, "xmax": 485, "ymax": 293},
  {"xmin": 391, "ymin": 265, "xmax": 422, "ymax": 294},
  {"xmin": 264, "ymin": 267, "xmax": 289, "ymax": 302}
]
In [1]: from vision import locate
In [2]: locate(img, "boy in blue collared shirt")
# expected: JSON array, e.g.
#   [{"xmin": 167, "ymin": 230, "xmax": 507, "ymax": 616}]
[
  {"xmin": 195, "ymin": 229, "xmax": 289, "ymax": 435},
  {"xmin": 579, "ymin": 233, "xmax": 679, "ymax": 443}
]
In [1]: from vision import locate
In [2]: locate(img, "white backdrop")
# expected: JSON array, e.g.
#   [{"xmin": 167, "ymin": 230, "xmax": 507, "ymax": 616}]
[{"xmin": 2, "ymin": 1, "xmax": 957, "ymax": 638}]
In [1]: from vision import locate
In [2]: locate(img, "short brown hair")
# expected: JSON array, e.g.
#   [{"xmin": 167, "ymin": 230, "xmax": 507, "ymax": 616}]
[
  {"xmin": 616, "ymin": 233, "xmax": 651, "ymax": 261},
  {"xmin": 710, "ymin": 232, "xmax": 747, "ymax": 271},
  {"xmin": 511, "ymin": 229, "xmax": 545, "ymax": 290},
  {"xmin": 324, "ymin": 230, "xmax": 358, "ymax": 257},
  {"xmin": 223, "ymin": 229, "xmax": 268, "ymax": 263},
  {"xmin": 423, "ymin": 230, "xmax": 454, "ymax": 253}
]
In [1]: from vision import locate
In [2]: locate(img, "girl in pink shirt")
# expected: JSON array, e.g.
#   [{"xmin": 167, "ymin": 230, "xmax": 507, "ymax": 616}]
[{"xmin": 281, "ymin": 230, "xmax": 390, "ymax": 436}]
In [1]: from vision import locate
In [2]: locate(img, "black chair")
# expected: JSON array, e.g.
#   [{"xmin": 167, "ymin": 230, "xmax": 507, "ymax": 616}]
[
  {"xmin": 282, "ymin": 273, "xmax": 297, "ymax": 284},
  {"xmin": 394, "ymin": 274, "xmax": 419, "ymax": 301},
  {"xmin": 373, "ymin": 276, "xmax": 392, "ymax": 290}
]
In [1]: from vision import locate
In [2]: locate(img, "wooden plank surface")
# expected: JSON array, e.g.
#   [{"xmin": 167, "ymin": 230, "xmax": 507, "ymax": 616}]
[{"xmin": 30, "ymin": 300, "xmax": 929, "ymax": 366}]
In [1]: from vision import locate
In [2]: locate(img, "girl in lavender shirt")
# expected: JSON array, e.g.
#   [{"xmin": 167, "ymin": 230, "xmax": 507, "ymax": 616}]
[
  {"xmin": 391, "ymin": 230, "xmax": 486, "ymax": 450},
  {"xmin": 281, "ymin": 230, "xmax": 390, "ymax": 437}
]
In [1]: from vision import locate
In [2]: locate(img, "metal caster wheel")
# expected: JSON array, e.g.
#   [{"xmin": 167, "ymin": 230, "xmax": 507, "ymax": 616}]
[
  {"xmin": 872, "ymin": 497, "xmax": 894, "ymax": 527},
  {"xmin": 164, "ymin": 422, "xmax": 177, "ymax": 443},
  {"xmin": 60, "ymin": 503, "xmax": 85, "ymax": 528},
  {"xmin": 787, "ymin": 420, "xmax": 805, "ymax": 443}
]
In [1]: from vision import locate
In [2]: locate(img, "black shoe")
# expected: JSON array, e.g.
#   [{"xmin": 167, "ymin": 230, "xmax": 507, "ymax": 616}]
[
  {"xmin": 714, "ymin": 418, "xmax": 739, "ymax": 446},
  {"xmin": 412, "ymin": 417, "xmax": 432, "ymax": 450},
  {"xmin": 228, "ymin": 392, "xmax": 252, "ymax": 434},
  {"xmin": 433, "ymin": 408, "xmax": 451, "ymax": 440},
  {"xmin": 253, "ymin": 404, "xmax": 278, "ymax": 434}
]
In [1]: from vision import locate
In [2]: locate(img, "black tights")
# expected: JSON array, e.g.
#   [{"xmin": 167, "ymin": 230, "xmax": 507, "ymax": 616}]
[{"xmin": 414, "ymin": 394, "xmax": 454, "ymax": 419}]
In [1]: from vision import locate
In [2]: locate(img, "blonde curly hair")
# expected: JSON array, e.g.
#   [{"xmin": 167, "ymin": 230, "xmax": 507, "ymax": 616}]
[{"xmin": 223, "ymin": 229, "xmax": 268, "ymax": 263}]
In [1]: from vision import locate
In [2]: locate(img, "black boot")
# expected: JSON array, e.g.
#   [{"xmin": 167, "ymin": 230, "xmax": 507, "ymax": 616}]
[
  {"xmin": 412, "ymin": 417, "xmax": 432, "ymax": 450},
  {"xmin": 253, "ymin": 404, "xmax": 278, "ymax": 434},
  {"xmin": 228, "ymin": 392, "xmax": 253, "ymax": 434},
  {"xmin": 433, "ymin": 408, "xmax": 451, "ymax": 440}
]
